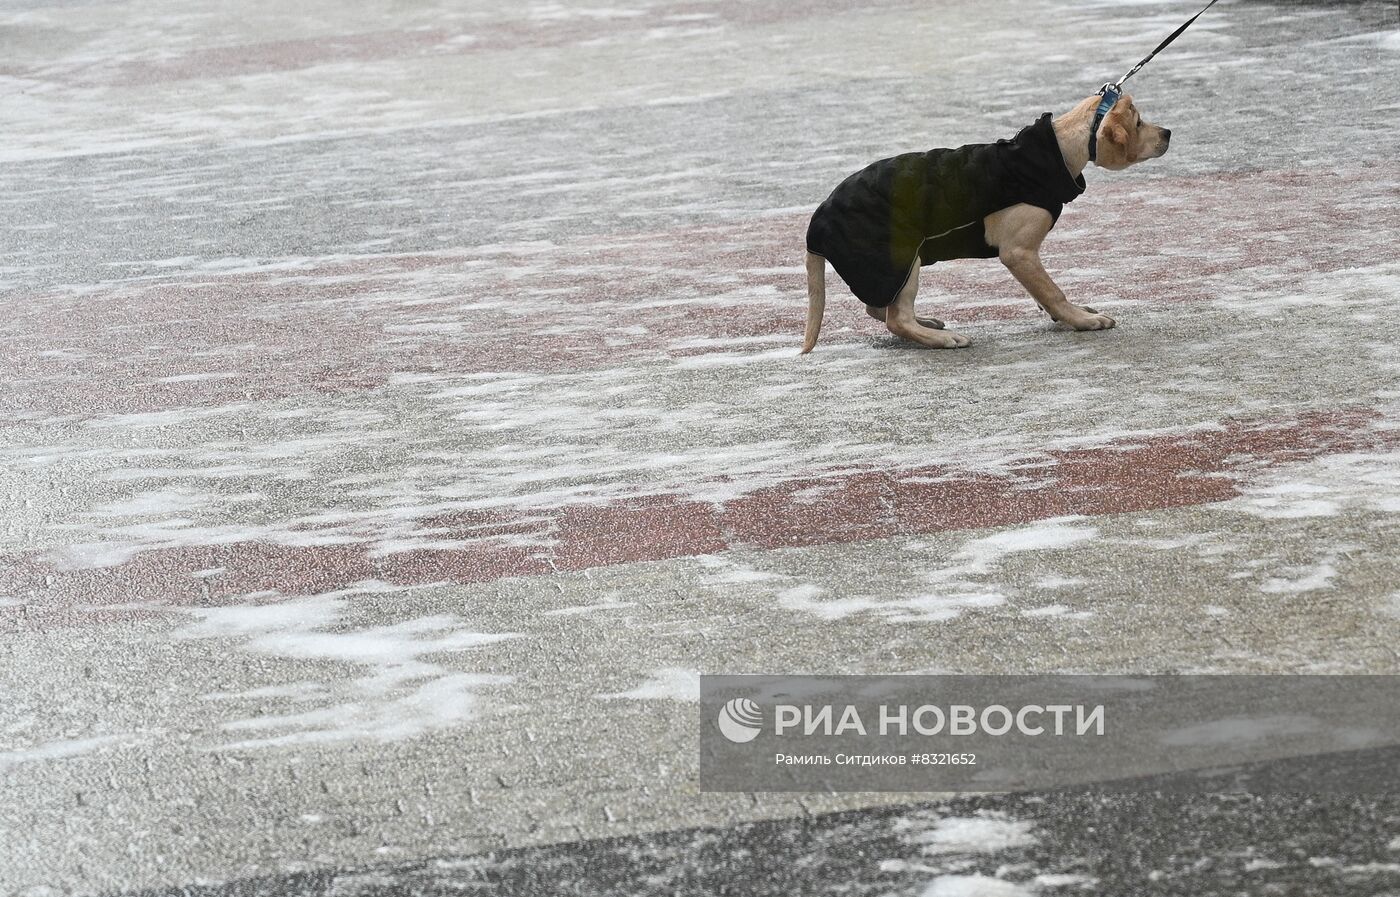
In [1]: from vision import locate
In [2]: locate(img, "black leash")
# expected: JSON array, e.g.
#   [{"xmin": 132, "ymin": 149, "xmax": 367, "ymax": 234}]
[
  {"xmin": 1111, "ymin": 0, "xmax": 1223, "ymax": 91},
  {"xmin": 1089, "ymin": 0, "xmax": 1223, "ymax": 161}
]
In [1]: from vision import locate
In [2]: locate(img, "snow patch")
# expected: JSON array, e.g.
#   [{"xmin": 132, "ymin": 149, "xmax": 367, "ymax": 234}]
[
  {"xmin": 87, "ymin": 489, "xmax": 215, "ymax": 517},
  {"xmin": 1034, "ymin": 873, "xmax": 1097, "ymax": 887},
  {"xmin": 919, "ymin": 875, "xmax": 1032, "ymax": 897},
  {"xmin": 1243, "ymin": 858, "xmax": 1285, "ymax": 871},
  {"xmin": 0, "ymin": 734, "xmax": 127, "ymax": 771},
  {"xmin": 910, "ymin": 816, "xmax": 1037, "ymax": 855},
  {"xmin": 930, "ymin": 520, "xmax": 1099, "ymax": 585},
  {"xmin": 175, "ymin": 582, "xmax": 517, "ymax": 747},
  {"xmin": 596, "ymin": 667, "xmax": 700, "ymax": 702},
  {"xmin": 775, "ymin": 521, "xmax": 1095, "ymax": 622},
  {"xmin": 1260, "ymin": 558, "xmax": 1339, "ymax": 594},
  {"xmin": 44, "ymin": 541, "xmax": 145, "ymax": 570}
]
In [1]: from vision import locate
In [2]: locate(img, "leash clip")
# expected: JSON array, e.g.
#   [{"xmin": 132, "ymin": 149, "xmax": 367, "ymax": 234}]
[{"xmin": 1094, "ymin": 83, "xmax": 1121, "ymax": 114}]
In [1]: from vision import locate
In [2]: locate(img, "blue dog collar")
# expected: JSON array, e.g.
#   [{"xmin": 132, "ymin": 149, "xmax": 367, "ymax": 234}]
[{"xmin": 1087, "ymin": 84, "xmax": 1121, "ymax": 162}]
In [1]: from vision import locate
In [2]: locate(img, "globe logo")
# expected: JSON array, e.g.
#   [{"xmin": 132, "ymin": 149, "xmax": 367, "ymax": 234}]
[{"xmin": 717, "ymin": 697, "xmax": 763, "ymax": 743}]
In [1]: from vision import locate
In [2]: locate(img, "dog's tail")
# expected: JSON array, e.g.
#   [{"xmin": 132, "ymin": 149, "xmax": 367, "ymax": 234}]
[{"xmin": 801, "ymin": 251, "xmax": 825, "ymax": 354}]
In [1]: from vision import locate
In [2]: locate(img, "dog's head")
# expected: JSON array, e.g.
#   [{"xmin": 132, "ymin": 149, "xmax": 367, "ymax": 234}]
[{"xmin": 1095, "ymin": 94, "xmax": 1170, "ymax": 170}]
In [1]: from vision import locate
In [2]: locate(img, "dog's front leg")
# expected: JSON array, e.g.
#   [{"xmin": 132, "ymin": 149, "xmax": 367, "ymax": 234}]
[
  {"xmin": 1001, "ymin": 247, "xmax": 1115, "ymax": 331},
  {"xmin": 987, "ymin": 205, "xmax": 1115, "ymax": 331}
]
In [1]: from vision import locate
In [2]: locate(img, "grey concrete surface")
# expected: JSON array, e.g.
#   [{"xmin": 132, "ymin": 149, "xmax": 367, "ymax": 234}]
[{"xmin": 2, "ymin": 0, "xmax": 1399, "ymax": 894}]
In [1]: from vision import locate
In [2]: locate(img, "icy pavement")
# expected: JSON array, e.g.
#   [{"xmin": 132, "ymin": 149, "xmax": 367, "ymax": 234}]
[{"xmin": 2, "ymin": 0, "xmax": 1400, "ymax": 893}]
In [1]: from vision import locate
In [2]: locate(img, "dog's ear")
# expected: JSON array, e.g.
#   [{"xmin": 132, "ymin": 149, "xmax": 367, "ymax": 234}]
[{"xmin": 1104, "ymin": 95, "xmax": 1132, "ymax": 147}]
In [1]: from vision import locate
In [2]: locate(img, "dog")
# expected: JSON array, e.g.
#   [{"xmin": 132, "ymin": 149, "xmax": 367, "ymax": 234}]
[{"xmin": 801, "ymin": 92, "xmax": 1170, "ymax": 352}]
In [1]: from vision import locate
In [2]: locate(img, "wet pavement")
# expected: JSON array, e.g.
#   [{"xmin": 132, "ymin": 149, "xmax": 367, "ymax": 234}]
[
  {"xmin": 115, "ymin": 788, "xmax": 1400, "ymax": 897},
  {"xmin": 2, "ymin": 0, "xmax": 1400, "ymax": 894}
]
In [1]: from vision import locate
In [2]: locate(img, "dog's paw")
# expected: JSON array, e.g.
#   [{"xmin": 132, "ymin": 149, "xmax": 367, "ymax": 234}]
[
  {"xmin": 1056, "ymin": 306, "xmax": 1115, "ymax": 331},
  {"xmin": 932, "ymin": 329, "xmax": 972, "ymax": 348},
  {"xmin": 888, "ymin": 322, "xmax": 970, "ymax": 348}
]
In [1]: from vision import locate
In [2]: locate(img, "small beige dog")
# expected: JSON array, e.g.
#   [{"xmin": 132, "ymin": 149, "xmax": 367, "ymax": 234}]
[{"xmin": 802, "ymin": 93, "xmax": 1170, "ymax": 352}]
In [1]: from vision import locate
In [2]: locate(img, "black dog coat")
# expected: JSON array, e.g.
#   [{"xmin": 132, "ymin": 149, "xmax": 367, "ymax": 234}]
[{"xmin": 805, "ymin": 113, "xmax": 1085, "ymax": 308}]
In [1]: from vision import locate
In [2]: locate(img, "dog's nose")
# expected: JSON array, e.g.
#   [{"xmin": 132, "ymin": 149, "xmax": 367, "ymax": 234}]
[{"xmin": 1162, "ymin": 128, "xmax": 1172, "ymax": 141}]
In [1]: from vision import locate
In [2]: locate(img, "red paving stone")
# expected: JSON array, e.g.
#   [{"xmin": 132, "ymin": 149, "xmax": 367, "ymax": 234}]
[{"xmin": 1, "ymin": 407, "xmax": 1388, "ymax": 628}]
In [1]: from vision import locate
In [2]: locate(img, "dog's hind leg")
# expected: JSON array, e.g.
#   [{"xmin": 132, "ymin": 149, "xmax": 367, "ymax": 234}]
[
  {"xmin": 865, "ymin": 304, "xmax": 945, "ymax": 330},
  {"xmin": 884, "ymin": 265, "xmax": 970, "ymax": 349}
]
